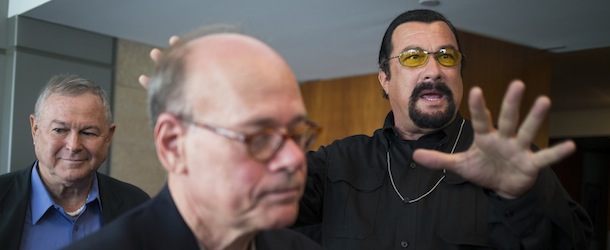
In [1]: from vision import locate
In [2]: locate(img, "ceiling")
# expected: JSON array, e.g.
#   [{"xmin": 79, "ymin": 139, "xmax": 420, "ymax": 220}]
[
  {"xmin": 18, "ymin": 0, "xmax": 610, "ymax": 110},
  {"xmin": 20, "ymin": 0, "xmax": 610, "ymax": 81}
]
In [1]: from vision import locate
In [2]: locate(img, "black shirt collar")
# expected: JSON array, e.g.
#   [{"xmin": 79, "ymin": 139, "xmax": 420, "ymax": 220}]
[{"xmin": 382, "ymin": 111, "xmax": 465, "ymax": 152}]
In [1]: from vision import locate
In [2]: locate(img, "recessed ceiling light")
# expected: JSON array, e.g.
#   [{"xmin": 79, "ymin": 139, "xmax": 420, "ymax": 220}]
[{"xmin": 419, "ymin": 0, "xmax": 440, "ymax": 7}]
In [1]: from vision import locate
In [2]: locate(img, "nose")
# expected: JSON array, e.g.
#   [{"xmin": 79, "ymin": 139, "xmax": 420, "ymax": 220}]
[
  {"xmin": 65, "ymin": 132, "xmax": 83, "ymax": 152},
  {"xmin": 421, "ymin": 55, "xmax": 443, "ymax": 81},
  {"xmin": 267, "ymin": 138, "xmax": 306, "ymax": 173}
]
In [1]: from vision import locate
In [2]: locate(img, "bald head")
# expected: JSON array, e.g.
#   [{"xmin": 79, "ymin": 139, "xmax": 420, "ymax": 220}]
[
  {"xmin": 182, "ymin": 34, "xmax": 301, "ymax": 123},
  {"xmin": 147, "ymin": 31, "xmax": 301, "ymax": 127}
]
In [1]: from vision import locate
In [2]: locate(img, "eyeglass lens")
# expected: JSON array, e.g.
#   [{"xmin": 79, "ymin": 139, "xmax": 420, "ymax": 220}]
[
  {"xmin": 248, "ymin": 121, "xmax": 320, "ymax": 161},
  {"xmin": 398, "ymin": 48, "xmax": 462, "ymax": 67}
]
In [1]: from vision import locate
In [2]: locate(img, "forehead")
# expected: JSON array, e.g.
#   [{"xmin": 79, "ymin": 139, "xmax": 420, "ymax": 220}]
[
  {"xmin": 186, "ymin": 70, "xmax": 304, "ymax": 127},
  {"xmin": 183, "ymin": 38, "xmax": 305, "ymax": 126},
  {"xmin": 40, "ymin": 92, "xmax": 107, "ymax": 123},
  {"xmin": 391, "ymin": 21, "xmax": 458, "ymax": 51}
]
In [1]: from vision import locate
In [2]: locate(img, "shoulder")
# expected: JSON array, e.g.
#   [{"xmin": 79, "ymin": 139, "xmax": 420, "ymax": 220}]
[
  {"xmin": 256, "ymin": 228, "xmax": 323, "ymax": 250},
  {"xmin": 0, "ymin": 167, "xmax": 31, "ymax": 183},
  {"xmin": 308, "ymin": 129, "xmax": 386, "ymax": 166},
  {"xmin": 67, "ymin": 195, "xmax": 198, "ymax": 249},
  {"xmin": 0, "ymin": 167, "xmax": 32, "ymax": 200},
  {"xmin": 314, "ymin": 131, "xmax": 383, "ymax": 155},
  {"xmin": 96, "ymin": 173, "xmax": 150, "ymax": 201}
]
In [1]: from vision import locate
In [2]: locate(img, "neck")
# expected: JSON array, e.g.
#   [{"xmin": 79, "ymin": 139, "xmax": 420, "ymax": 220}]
[
  {"xmin": 393, "ymin": 115, "xmax": 458, "ymax": 141},
  {"xmin": 394, "ymin": 121, "xmax": 441, "ymax": 141},
  {"xmin": 37, "ymin": 167, "xmax": 93, "ymax": 212}
]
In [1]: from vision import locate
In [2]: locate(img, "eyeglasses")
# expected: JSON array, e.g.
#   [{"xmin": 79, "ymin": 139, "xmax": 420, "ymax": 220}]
[
  {"xmin": 384, "ymin": 48, "xmax": 463, "ymax": 67},
  {"xmin": 182, "ymin": 118, "xmax": 322, "ymax": 162}
]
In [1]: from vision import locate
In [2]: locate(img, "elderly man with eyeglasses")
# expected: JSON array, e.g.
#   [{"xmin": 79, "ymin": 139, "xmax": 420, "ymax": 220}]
[{"xmin": 64, "ymin": 26, "xmax": 323, "ymax": 250}]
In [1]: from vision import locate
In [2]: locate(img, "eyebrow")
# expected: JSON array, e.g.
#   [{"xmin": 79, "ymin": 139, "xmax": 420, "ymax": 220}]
[
  {"xmin": 50, "ymin": 120, "xmax": 101, "ymax": 132},
  {"xmin": 399, "ymin": 44, "xmax": 458, "ymax": 53}
]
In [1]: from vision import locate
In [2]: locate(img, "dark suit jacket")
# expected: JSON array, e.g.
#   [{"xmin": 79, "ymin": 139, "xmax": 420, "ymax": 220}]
[
  {"xmin": 0, "ymin": 163, "xmax": 150, "ymax": 250},
  {"xmin": 64, "ymin": 185, "xmax": 323, "ymax": 250}
]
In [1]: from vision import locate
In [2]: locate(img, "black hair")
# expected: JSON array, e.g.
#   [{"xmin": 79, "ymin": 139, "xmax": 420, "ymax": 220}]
[{"xmin": 378, "ymin": 9, "xmax": 463, "ymax": 83}]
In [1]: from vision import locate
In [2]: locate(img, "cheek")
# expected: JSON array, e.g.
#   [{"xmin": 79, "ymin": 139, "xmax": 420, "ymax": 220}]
[
  {"xmin": 36, "ymin": 135, "xmax": 63, "ymax": 154},
  {"xmin": 391, "ymin": 79, "xmax": 416, "ymax": 101},
  {"xmin": 215, "ymin": 166, "xmax": 266, "ymax": 217},
  {"xmin": 87, "ymin": 140, "xmax": 108, "ymax": 156},
  {"xmin": 232, "ymin": 164, "xmax": 265, "ymax": 197},
  {"xmin": 391, "ymin": 69, "xmax": 418, "ymax": 91},
  {"xmin": 188, "ymin": 142, "xmax": 261, "ymax": 198},
  {"xmin": 449, "ymin": 75, "xmax": 464, "ymax": 104}
]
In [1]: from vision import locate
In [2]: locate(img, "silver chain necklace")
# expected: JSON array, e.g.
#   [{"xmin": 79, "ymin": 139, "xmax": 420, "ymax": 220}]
[{"xmin": 387, "ymin": 118, "xmax": 465, "ymax": 203}]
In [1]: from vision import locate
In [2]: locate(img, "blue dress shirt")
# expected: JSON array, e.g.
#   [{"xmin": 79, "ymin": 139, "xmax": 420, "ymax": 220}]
[{"xmin": 19, "ymin": 163, "xmax": 102, "ymax": 250}]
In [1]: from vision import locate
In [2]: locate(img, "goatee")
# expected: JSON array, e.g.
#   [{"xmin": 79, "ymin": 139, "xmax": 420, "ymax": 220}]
[{"xmin": 409, "ymin": 82, "xmax": 456, "ymax": 129}]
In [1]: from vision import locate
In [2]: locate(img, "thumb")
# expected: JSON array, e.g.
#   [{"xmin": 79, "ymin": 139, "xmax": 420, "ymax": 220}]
[{"xmin": 413, "ymin": 149, "xmax": 456, "ymax": 170}]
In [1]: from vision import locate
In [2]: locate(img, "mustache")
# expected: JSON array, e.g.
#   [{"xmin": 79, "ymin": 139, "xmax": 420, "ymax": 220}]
[{"xmin": 410, "ymin": 82, "xmax": 453, "ymax": 99}]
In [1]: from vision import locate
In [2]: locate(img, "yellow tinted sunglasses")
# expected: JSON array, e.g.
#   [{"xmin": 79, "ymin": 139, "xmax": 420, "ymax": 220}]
[{"xmin": 387, "ymin": 48, "xmax": 463, "ymax": 67}]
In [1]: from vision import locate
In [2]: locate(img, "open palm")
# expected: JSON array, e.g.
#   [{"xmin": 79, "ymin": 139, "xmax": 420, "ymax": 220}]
[{"xmin": 413, "ymin": 80, "xmax": 575, "ymax": 199}]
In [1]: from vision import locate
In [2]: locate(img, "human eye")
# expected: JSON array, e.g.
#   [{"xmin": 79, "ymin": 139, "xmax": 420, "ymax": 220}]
[
  {"xmin": 250, "ymin": 132, "xmax": 275, "ymax": 151},
  {"xmin": 52, "ymin": 128, "xmax": 68, "ymax": 134},
  {"xmin": 247, "ymin": 130, "xmax": 281, "ymax": 159},
  {"xmin": 406, "ymin": 49, "xmax": 422, "ymax": 59},
  {"xmin": 81, "ymin": 130, "xmax": 100, "ymax": 137},
  {"xmin": 290, "ymin": 120, "xmax": 319, "ymax": 149},
  {"xmin": 398, "ymin": 49, "xmax": 427, "ymax": 67},
  {"xmin": 439, "ymin": 49, "xmax": 456, "ymax": 59}
]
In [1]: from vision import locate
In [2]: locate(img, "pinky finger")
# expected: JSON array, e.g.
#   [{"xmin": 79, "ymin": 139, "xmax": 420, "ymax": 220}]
[{"xmin": 530, "ymin": 140, "xmax": 576, "ymax": 170}]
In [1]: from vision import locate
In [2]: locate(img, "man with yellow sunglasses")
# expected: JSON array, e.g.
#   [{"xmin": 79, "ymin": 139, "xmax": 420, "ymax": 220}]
[{"xmin": 294, "ymin": 9, "xmax": 593, "ymax": 249}]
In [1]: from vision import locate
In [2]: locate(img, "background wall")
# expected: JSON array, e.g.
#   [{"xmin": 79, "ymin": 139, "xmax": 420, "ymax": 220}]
[
  {"xmin": 110, "ymin": 29, "xmax": 553, "ymax": 196},
  {"xmin": 110, "ymin": 39, "xmax": 166, "ymax": 196}
]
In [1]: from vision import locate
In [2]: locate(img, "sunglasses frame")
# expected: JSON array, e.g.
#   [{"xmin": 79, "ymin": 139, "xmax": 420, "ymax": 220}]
[{"xmin": 385, "ymin": 48, "xmax": 464, "ymax": 68}]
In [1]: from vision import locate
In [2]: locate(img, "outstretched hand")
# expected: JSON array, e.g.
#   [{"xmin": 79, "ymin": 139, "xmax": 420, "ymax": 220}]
[
  {"xmin": 138, "ymin": 36, "xmax": 181, "ymax": 88},
  {"xmin": 413, "ymin": 80, "xmax": 575, "ymax": 199}
]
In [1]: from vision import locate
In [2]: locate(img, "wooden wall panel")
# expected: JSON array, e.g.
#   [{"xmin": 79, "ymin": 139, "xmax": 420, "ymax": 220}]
[
  {"xmin": 459, "ymin": 30, "xmax": 552, "ymax": 148},
  {"xmin": 300, "ymin": 74, "xmax": 391, "ymax": 149}
]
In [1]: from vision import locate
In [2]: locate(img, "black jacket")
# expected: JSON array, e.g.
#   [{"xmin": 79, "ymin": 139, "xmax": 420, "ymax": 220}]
[
  {"xmin": 64, "ymin": 185, "xmax": 323, "ymax": 250},
  {"xmin": 295, "ymin": 112, "xmax": 593, "ymax": 249}
]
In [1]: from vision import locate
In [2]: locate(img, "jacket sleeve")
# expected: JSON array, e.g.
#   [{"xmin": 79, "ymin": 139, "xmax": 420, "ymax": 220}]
[{"xmin": 486, "ymin": 168, "xmax": 593, "ymax": 250}]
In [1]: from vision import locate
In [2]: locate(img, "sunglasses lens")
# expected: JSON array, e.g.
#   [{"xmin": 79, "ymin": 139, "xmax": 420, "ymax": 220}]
[
  {"xmin": 436, "ymin": 49, "xmax": 462, "ymax": 67},
  {"xmin": 398, "ymin": 49, "xmax": 428, "ymax": 67}
]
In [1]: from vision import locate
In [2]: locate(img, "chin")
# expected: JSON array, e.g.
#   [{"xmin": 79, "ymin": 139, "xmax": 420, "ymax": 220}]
[{"xmin": 62, "ymin": 168, "xmax": 94, "ymax": 181}]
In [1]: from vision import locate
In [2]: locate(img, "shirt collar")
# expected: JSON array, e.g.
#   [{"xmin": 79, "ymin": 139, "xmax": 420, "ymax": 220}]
[
  {"xmin": 382, "ymin": 111, "xmax": 464, "ymax": 147},
  {"xmin": 30, "ymin": 162, "xmax": 101, "ymax": 224}
]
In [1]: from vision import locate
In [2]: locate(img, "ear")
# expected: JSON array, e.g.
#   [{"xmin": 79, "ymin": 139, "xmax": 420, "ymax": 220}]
[
  {"xmin": 30, "ymin": 114, "xmax": 38, "ymax": 145},
  {"xmin": 106, "ymin": 124, "xmax": 116, "ymax": 144},
  {"xmin": 378, "ymin": 69, "xmax": 390, "ymax": 97},
  {"xmin": 154, "ymin": 113, "xmax": 188, "ymax": 174}
]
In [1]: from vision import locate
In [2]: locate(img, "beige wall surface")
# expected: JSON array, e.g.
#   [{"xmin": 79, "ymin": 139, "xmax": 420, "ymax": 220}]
[{"xmin": 110, "ymin": 39, "xmax": 166, "ymax": 196}]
